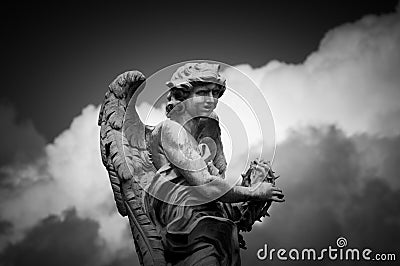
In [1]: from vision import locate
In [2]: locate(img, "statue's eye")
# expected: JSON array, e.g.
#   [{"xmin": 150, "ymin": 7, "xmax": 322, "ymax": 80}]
[
  {"xmin": 212, "ymin": 90, "xmax": 220, "ymax": 97},
  {"xmin": 196, "ymin": 90, "xmax": 208, "ymax": 96}
]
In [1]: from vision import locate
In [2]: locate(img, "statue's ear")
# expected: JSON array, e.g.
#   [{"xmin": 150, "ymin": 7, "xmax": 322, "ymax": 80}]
[
  {"xmin": 196, "ymin": 115, "xmax": 227, "ymax": 175},
  {"xmin": 198, "ymin": 137, "xmax": 217, "ymax": 163}
]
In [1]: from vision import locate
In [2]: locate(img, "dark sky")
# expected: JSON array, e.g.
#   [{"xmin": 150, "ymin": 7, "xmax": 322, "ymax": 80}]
[{"xmin": 1, "ymin": 0, "xmax": 398, "ymax": 142}]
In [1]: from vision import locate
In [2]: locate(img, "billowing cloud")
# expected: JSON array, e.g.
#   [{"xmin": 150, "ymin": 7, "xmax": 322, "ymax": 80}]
[
  {"xmin": 0, "ymin": 208, "xmax": 138, "ymax": 266},
  {"xmin": 241, "ymin": 126, "xmax": 400, "ymax": 265},
  {"xmin": 0, "ymin": 101, "xmax": 167, "ymax": 265},
  {"xmin": 0, "ymin": 220, "xmax": 12, "ymax": 237},
  {"xmin": 0, "ymin": 105, "xmax": 138, "ymax": 264},
  {"xmin": 223, "ymin": 9, "xmax": 400, "ymax": 142},
  {"xmin": 223, "ymin": 7, "xmax": 400, "ymax": 265},
  {"xmin": 0, "ymin": 104, "xmax": 46, "ymax": 166},
  {"xmin": 0, "ymin": 104, "xmax": 47, "ymax": 188}
]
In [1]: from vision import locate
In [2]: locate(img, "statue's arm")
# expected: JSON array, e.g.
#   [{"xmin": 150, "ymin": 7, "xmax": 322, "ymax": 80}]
[{"xmin": 161, "ymin": 120, "xmax": 282, "ymax": 203}]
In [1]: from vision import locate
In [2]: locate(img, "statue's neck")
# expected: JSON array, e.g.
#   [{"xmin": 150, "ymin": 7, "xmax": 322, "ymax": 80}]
[{"xmin": 171, "ymin": 112, "xmax": 200, "ymax": 136}]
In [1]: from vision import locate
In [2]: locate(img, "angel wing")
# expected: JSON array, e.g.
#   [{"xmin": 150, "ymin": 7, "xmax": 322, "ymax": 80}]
[{"xmin": 98, "ymin": 71, "xmax": 165, "ymax": 266}]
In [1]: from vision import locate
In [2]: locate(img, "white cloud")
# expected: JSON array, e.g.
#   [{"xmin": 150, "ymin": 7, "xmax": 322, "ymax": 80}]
[
  {"xmin": 224, "ymin": 10, "xmax": 400, "ymax": 142},
  {"xmin": 0, "ymin": 104, "xmax": 46, "ymax": 167},
  {"xmin": 0, "ymin": 105, "xmax": 131, "ymax": 261},
  {"xmin": 136, "ymin": 102, "xmax": 166, "ymax": 126},
  {"xmin": 0, "ymin": 101, "xmax": 169, "ymax": 263}
]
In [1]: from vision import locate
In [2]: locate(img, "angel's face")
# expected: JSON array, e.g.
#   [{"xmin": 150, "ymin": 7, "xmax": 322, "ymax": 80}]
[{"xmin": 185, "ymin": 83, "xmax": 220, "ymax": 117}]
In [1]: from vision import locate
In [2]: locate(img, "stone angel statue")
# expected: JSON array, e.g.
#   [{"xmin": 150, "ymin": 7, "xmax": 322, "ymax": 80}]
[{"xmin": 98, "ymin": 62, "xmax": 284, "ymax": 266}]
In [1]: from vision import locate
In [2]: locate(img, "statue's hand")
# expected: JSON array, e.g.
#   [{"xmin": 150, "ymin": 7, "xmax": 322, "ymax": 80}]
[
  {"xmin": 250, "ymin": 159, "xmax": 271, "ymax": 185},
  {"xmin": 251, "ymin": 182, "xmax": 285, "ymax": 202},
  {"xmin": 207, "ymin": 162, "xmax": 221, "ymax": 176},
  {"xmin": 242, "ymin": 159, "xmax": 278, "ymax": 187},
  {"xmin": 236, "ymin": 159, "xmax": 283, "ymax": 236}
]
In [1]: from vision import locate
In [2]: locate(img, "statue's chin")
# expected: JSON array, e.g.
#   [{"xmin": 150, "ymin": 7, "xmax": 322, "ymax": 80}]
[
  {"xmin": 197, "ymin": 112, "xmax": 213, "ymax": 117},
  {"xmin": 197, "ymin": 109, "xmax": 214, "ymax": 117}
]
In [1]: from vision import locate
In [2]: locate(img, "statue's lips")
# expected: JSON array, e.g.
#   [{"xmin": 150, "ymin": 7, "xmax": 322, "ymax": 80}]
[{"xmin": 202, "ymin": 105, "xmax": 215, "ymax": 111}]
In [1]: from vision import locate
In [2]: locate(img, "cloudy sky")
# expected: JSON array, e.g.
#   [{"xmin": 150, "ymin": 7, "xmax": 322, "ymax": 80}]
[{"xmin": 1, "ymin": 1, "xmax": 400, "ymax": 265}]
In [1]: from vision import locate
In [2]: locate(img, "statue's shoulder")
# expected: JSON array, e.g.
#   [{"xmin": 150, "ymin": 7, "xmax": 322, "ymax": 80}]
[
  {"xmin": 155, "ymin": 119, "xmax": 190, "ymax": 139},
  {"xmin": 150, "ymin": 119, "xmax": 186, "ymax": 147},
  {"xmin": 153, "ymin": 119, "xmax": 199, "ymax": 156},
  {"xmin": 151, "ymin": 119, "xmax": 180, "ymax": 139}
]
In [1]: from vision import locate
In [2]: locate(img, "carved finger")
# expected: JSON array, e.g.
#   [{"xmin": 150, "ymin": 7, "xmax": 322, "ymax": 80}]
[
  {"xmin": 272, "ymin": 191, "xmax": 284, "ymax": 198},
  {"xmin": 271, "ymin": 196, "xmax": 285, "ymax": 202}
]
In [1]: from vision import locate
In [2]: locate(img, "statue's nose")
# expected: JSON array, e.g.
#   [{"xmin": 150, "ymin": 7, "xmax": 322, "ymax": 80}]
[{"xmin": 205, "ymin": 92, "xmax": 216, "ymax": 103}]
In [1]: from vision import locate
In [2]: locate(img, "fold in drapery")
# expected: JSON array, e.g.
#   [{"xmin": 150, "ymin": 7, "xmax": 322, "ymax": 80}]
[{"xmin": 144, "ymin": 163, "xmax": 241, "ymax": 266}]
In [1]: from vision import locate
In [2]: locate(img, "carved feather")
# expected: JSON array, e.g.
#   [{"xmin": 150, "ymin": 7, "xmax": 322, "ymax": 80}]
[{"xmin": 98, "ymin": 71, "xmax": 165, "ymax": 265}]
